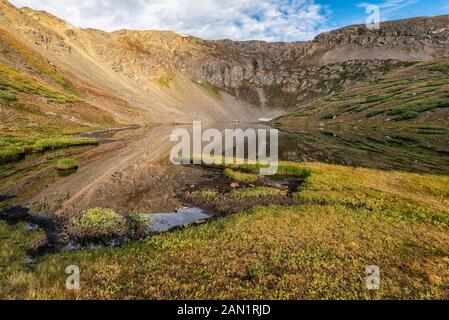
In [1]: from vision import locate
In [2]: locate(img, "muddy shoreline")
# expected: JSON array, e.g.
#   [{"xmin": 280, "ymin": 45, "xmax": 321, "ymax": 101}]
[
  {"xmin": 1, "ymin": 159, "xmax": 306, "ymax": 261},
  {"xmin": 0, "ymin": 125, "xmax": 306, "ymax": 260}
]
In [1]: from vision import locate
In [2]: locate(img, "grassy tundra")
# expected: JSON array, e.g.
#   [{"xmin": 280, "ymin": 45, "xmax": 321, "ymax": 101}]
[{"xmin": 1, "ymin": 162, "xmax": 448, "ymax": 299}]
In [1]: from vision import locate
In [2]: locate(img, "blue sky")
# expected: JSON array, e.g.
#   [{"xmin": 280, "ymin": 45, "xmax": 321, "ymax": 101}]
[
  {"xmin": 321, "ymin": 0, "xmax": 449, "ymax": 30},
  {"xmin": 9, "ymin": 0, "xmax": 449, "ymax": 41}
]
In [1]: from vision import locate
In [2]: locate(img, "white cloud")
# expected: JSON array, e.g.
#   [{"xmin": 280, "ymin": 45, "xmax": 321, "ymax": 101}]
[
  {"xmin": 358, "ymin": 0, "xmax": 418, "ymax": 17},
  {"xmin": 9, "ymin": 0, "xmax": 329, "ymax": 41}
]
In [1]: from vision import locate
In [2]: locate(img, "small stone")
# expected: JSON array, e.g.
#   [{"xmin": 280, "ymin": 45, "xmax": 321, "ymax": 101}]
[
  {"xmin": 230, "ymin": 182, "xmax": 240, "ymax": 189},
  {"xmin": 25, "ymin": 224, "xmax": 40, "ymax": 232},
  {"xmin": 194, "ymin": 219, "xmax": 207, "ymax": 226}
]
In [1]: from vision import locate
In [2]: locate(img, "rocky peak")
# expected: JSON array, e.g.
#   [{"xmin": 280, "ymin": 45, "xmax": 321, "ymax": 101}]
[{"xmin": 314, "ymin": 15, "xmax": 449, "ymax": 47}]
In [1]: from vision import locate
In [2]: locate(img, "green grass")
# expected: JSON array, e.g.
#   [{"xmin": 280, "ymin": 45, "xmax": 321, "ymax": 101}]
[
  {"xmin": 365, "ymin": 94, "xmax": 394, "ymax": 103},
  {"xmin": 0, "ymin": 135, "xmax": 98, "ymax": 158},
  {"xmin": 293, "ymin": 163, "xmax": 449, "ymax": 228},
  {"xmin": 366, "ymin": 109, "xmax": 386, "ymax": 118},
  {"xmin": 33, "ymin": 137, "xmax": 98, "ymax": 151},
  {"xmin": 70, "ymin": 208, "xmax": 149, "ymax": 237},
  {"xmin": 0, "ymin": 146, "xmax": 25, "ymax": 162},
  {"xmin": 71, "ymin": 208, "xmax": 125, "ymax": 231},
  {"xmin": 158, "ymin": 76, "xmax": 172, "ymax": 88},
  {"xmin": 278, "ymin": 58, "xmax": 449, "ymax": 129},
  {"xmin": 0, "ymin": 89, "xmax": 17, "ymax": 101},
  {"xmin": 229, "ymin": 187, "xmax": 286, "ymax": 199},
  {"xmin": 1, "ymin": 162, "xmax": 449, "ymax": 299},
  {"xmin": 276, "ymin": 164, "xmax": 311, "ymax": 178},
  {"xmin": 196, "ymin": 190, "xmax": 219, "ymax": 199},
  {"xmin": 430, "ymin": 64, "xmax": 449, "ymax": 73},
  {"xmin": 264, "ymin": 84, "xmax": 299, "ymax": 109},
  {"xmin": 392, "ymin": 111, "xmax": 420, "ymax": 121},
  {"xmin": 228, "ymin": 162, "xmax": 311, "ymax": 179},
  {"xmin": 223, "ymin": 168, "xmax": 258, "ymax": 183},
  {"xmin": 0, "ymin": 28, "xmax": 72, "ymax": 89},
  {"xmin": 126, "ymin": 212, "xmax": 150, "ymax": 237},
  {"xmin": 56, "ymin": 158, "xmax": 78, "ymax": 170},
  {"xmin": 200, "ymin": 81, "xmax": 222, "ymax": 101},
  {"xmin": 388, "ymin": 97, "xmax": 449, "ymax": 121},
  {"xmin": 0, "ymin": 63, "xmax": 77, "ymax": 104}
]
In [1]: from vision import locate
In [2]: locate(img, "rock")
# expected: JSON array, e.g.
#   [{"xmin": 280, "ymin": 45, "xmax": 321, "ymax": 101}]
[
  {"xmin": 25, "ymin": 224, "xmax": 40, "ymax": 232},
  {"xmin": 24, "ymin": 257, "xmax": 34, "ymax": 265},
  {"xmin": 230, "ymin": 182, "xmax": 240, "ymax": 189}
]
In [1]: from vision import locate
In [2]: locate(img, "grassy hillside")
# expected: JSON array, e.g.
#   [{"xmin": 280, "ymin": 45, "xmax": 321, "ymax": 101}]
[
  {"xmin": 1, "ymin": 162, "xmax": 448, "ymax": 299},
  {"xmin": 277, "ymin": 59, "xmax": 449, "ymax": 130}
]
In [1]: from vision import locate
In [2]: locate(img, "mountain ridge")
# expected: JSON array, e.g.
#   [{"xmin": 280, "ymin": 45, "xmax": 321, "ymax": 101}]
[{"xmin": 0, "ymin": 0, "xmax": 448, "ymax": 134}]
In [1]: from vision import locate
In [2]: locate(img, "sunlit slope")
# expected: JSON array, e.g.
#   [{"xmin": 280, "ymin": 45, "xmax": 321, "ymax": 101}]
[
  {"xmin": 0, "ymin": 0, "xmax": 266, "ymax": 134},
  {"xmin": 0, "ymin": 27, "xmax": 118, "ymax": 134}
]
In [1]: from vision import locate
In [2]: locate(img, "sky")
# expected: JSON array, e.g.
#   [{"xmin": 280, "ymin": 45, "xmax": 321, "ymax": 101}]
[{"xmin": 9, "ymin": 0, "xmax": 449, "ymax": 42}]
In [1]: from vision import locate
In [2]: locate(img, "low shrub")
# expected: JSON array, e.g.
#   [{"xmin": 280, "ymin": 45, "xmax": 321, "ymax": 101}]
[
  {"xmin": 276, "ymin": 165, "xmax": 311, "ymax": 179},
  {"xmin": 393, "ymin": 111, "xmax": 420, "ymax": 121},
  {"xmin": 197, "ymin": 190, "xmax": 219, "ymax": 199},
  {"xmin": 0, "ymin": 146, "xmax": 25, "ymax": 163},
  {"xmin": 224, "ymin": 168, "xmax": 258, "ymax": 183},
  {"xmin": 56, "ymin": 158, "xmax": 78, "ymax": 170},
  {"xmin": 69, "ymin": 208, "xmax": 126, "ymax": 241},
  {"xmin": 34, "ymin": 137, "xmax": 98, "ymax": 150},
  {"xmin": 126, "ymin": 212, "xmax": 150, "ymax": 238},
  {"xmin": 388, "ymin": 97, "xmax": 449, "ymax": 120},
  {"xmin": 0, "ymin": 90, "xmax": 17, "ymax": 102},
  {"xmin": 0, "ymin": 201, "xmax": 7, "ymax": 211},
  {"xmin": 366, "ymin": 109, "xmax": 386, "ymax": 118}
]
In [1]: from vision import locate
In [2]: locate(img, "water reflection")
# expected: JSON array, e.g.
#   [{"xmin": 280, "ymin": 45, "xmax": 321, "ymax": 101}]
[
  {"xmin": 277, "ymin": 127, "xmax": 449, "ymax": 175},
  {"xmin": 141, "ymin": 207, "xmax": 211, "ymax": 233}
]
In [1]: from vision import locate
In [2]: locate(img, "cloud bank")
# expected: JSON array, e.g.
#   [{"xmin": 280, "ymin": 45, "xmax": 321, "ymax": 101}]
[{"xmin": 10, "ymin": 0, "xmax": 329, "ymax": 41}]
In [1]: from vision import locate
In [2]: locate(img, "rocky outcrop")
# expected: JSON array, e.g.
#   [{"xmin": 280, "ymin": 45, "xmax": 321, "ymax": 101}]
[{"xmin": 315, "ymin": 15, "xmax": 449, "ymax": 48}]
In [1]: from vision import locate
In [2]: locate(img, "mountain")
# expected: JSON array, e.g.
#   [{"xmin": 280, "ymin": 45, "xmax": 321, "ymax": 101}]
[{"xmin": 0, "ymin": 0, "xmax": 448, "ymax": 134}]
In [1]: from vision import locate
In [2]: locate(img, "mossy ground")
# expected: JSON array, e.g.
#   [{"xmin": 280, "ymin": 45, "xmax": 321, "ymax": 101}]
[{"xmin": 1, "ymin": 162, "xmax": 448, "ymax": 299}]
